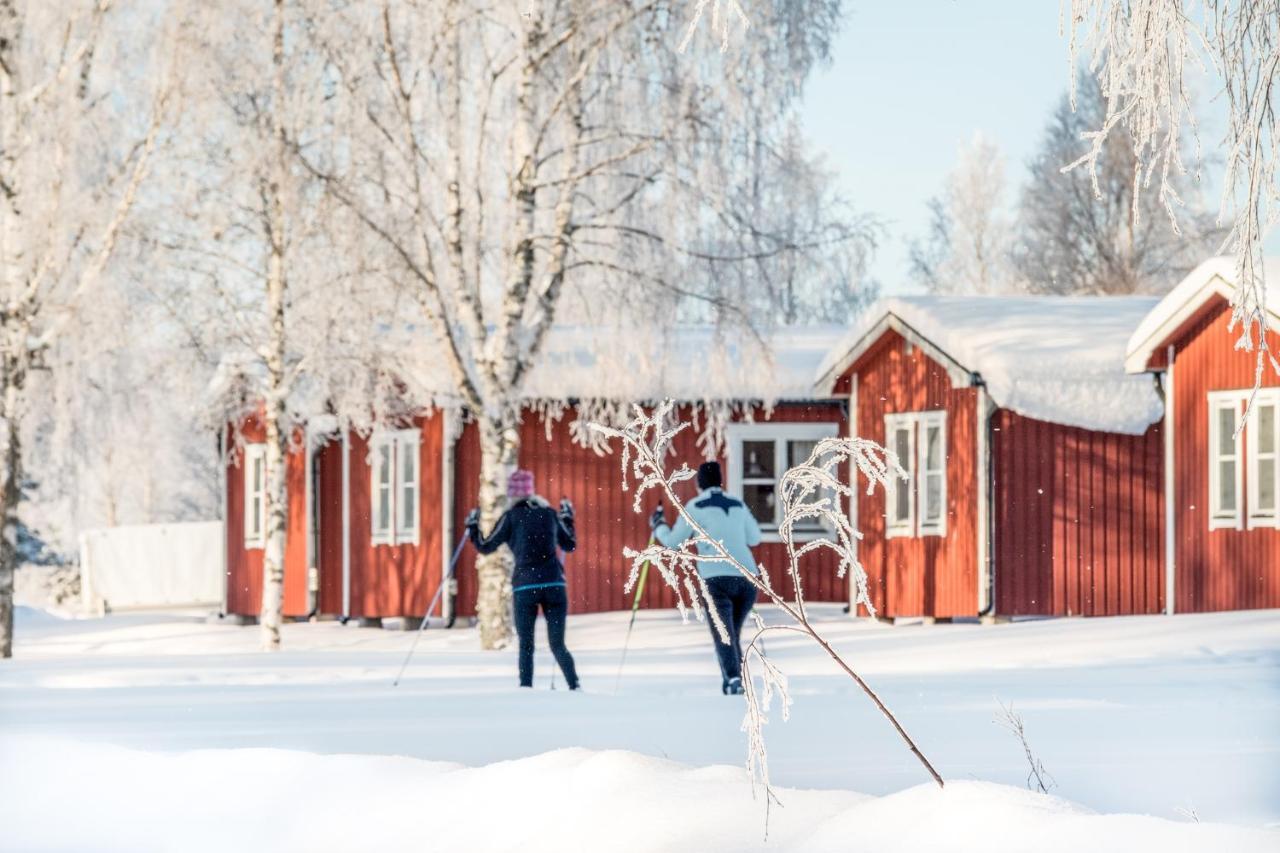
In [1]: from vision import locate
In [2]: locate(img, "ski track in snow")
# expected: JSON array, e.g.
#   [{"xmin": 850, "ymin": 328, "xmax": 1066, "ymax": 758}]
[{"xmin": 1, "ymin": 605, "xmax": 1278, "ymax": 851}]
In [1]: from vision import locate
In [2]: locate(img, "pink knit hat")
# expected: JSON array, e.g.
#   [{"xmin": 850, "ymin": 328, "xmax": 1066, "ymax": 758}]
[{"xmin": 507, "ymin": 469, "xmax": 535, "ymax": 499}]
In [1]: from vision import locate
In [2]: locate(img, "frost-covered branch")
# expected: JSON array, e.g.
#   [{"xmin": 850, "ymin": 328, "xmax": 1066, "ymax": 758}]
[
  {"xmin": 1064, "ymin": 0, "xmax": 1280, "ymax": 388},
  {"xmin": 590, "ymin": 401, "xmax": 944, "ymax": 812}
]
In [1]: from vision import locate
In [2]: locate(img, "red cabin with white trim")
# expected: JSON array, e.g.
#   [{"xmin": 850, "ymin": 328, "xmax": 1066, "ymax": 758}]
[
  {"xmin": 1125, "ymin": 258, "xmax": 1280, "ymax": 612},
  {"xmin": 816, "ymin": 296, "xmax": 1167, "ymax": 618}
]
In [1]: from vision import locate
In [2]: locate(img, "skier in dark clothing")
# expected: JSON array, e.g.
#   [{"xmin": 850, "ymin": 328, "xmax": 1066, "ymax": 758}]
[
  {"xmin": 650, "ymin": 461, "xmax": 762, "ymax": 695},
  {"xmin": 466, "ymin": 469, "xmax": 581, "ymax": 690}
]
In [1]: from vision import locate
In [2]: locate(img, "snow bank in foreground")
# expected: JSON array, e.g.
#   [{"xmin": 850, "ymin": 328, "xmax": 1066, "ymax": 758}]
[{"xmin": 1, "ymin": 739, "xmax": 1271, "ymax": 853}]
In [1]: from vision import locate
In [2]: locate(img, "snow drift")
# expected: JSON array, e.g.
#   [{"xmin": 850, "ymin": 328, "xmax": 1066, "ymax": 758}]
[{"xmin": 1, "ymin": 738, "xmax": 1272, "ymax": 853}]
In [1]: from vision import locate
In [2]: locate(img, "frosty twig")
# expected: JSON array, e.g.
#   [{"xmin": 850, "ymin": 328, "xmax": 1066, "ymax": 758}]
[{"xmin": 590, "ymin": 401, "xmax": 945, "ymax": 803}]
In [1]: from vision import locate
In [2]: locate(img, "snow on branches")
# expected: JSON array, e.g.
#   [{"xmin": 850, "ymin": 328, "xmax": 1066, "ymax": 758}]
[
  {"xmin": 1063, "ymin": 0, "xmax": 1280, "ymax": 392},
  {"xmin": 589, "ymin": 401, "xmax": 943, "ymax": 819}
]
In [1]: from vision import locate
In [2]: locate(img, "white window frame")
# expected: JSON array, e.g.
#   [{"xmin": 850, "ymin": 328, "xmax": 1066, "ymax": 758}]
[
  {"xmin": 1208, "ymin": 391, "xmax": 1245, "ymax": 531},
  {"xmin": 395, "ymin": 430, "xmax": 421, "ymax": 544},
  {"xmin": 917, "ymin": 410, "xmax": 948, "ymax": 537},
  {"xmin": 883, "ymin": 410, "xmax": 948, "ymax": 539},
  {"xmin": 369, "ymin": 428, "xmax": 421, "ymax": 546},
  {"xmin": 243, "ymin": 443, "xmax": 267, "ymax": 550},
  {"xmin": 1246, "ymin": 388, "xmax": 1280, "ymax": 529},
  {"xmin": 725, "ymin": 421, "xmax": 840, "ymax": 543},
  {"xmin": 883, "ymin": 413, "xmax": 917, "ymax": 539}
]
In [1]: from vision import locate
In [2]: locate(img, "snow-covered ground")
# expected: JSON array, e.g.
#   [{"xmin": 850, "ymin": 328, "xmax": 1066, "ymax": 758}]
[{"xmin": 2, "ymin": 605, "xmax": 1278, "ymax": 851}]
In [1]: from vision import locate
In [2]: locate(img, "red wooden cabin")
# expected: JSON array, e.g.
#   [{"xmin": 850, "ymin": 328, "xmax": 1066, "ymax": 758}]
[
  {"xmin": 1125, "ymin": 258, "xmax": 1280, "ymax": 612},
  {"xmin": 221, "ymin": 328, "xmax": 855, "ymax": 622},
  {"xmin": 815, "ymin": 296, "xmax": 1167, "ymax": 619}
]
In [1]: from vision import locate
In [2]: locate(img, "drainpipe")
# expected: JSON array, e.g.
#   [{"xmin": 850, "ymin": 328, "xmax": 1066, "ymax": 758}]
[
  {"xmin": 218, "ymin": 425, "xmax": 228, "ymax": 619},
  {"xmin": 976, "ymin": 380, "xmax": 996, "ymax": 618},
  {"xmin": 341, "ymin": 429, "xmax": 351, "ymax": 623},
  {"xmin": 1162, "ymin": 345, "xmax": 1176, "ymax": 615}
]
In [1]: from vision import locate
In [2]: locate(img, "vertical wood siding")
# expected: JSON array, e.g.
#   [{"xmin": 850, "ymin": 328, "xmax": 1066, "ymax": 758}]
[
  {"xmin": 223, "ymin": 418, "xmax": 308, "ymax": 617},
  {"xmin": 1170, "ymin": 296, "xmax": 1280, "ymax": 611},
  {"xmin": 852, "ymin": 331, "xmax": 979, "ymax": 618},
  {"xmin": 451, "ymin": 402, "xmax": 850, "ymax": 617},
  {"xmin": 342, "ymin": 414, "xmax": 445, "ymax": 619},
  {"xmin": 991, "ymin": 411, "xmax": 1164, "ymax": 616},
  {"xmin": 314, "ymin": 438, "xmax": 345, "ymax": 615}
]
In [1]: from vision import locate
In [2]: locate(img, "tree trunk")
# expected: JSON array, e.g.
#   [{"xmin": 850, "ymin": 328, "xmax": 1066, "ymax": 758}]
[
  {"xmin": 474, "ymin": 415, "xmax": 519, "ymax": 650},
  {"xmin": 0, "ymin": 404, "xmax": 21, "ymax": 659},
  {"xmin": 259, "ymin": 0, "xmax": 289, "ymax": 651}
]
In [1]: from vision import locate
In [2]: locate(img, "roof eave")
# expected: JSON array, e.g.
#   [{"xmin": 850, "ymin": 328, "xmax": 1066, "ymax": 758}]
[{"xmin": 813, "ymin": 312, "xmax": 973, "ymax": 396}]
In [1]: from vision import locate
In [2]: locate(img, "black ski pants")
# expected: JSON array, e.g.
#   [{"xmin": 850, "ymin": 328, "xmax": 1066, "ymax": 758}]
[
  {"xmin": 513, "ymin": 584, "xmax": 579, "ymax": 689},
  {"xmin": 703, "ymin": 575, "xmax": 758, "ymax": 685}
]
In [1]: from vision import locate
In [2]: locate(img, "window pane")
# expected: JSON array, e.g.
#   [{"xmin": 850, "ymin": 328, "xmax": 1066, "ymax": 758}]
[
  {"xmin": 252, "ymin": 496, "xmax": 261, "ymax": 535},
  {"xmin": 253, "ymin": 457, "xmax": 263, "ymax": 492},
  {"xmin": 1218, "ymin": 407, "xmax": 1237, "ymax": 456},
  {"xmin": 1259, "ymin": 459, "xmax": 1276, "ymax": 511},
  {"xmin": 1259, "ymin": 404, "xmax": 1276, "ymax": 455},
  {"xmin": 925, "ymin": 425, "xmax": 942, "ymax": 470},
  {"xmin": 742, "ymin": 441, "xmax": 775, "ymax": 478},
  {"xmin": 925, "ymin": 473, "xmax": 943, "ymax": 520},
  {"xmin": 1219, "ymin": 460, "xmax": 1237, "ymax": 511},
  {"xmin": 893, "ymin": 428, "xmax": 912, "ymax": 473},
  {"xmin": 787, "ymin": 439, "xmax": 818, "ymax": 468},
  {"xmin": 894, "ymin": 475, "xmax": 910, "ymax": 521},
  {"xmin": 743, "ymin": 483, "xmax": 776, "ymax": 525}
]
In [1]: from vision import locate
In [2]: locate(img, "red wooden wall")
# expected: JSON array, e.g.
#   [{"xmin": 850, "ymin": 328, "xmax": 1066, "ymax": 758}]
[
  {"xmin": 223, "ymin": 418, "xmax": 309, "ymax": 618},
  {"xmin": 451, "ymin": 402, "xmax": 850, "ymax": 617},
  {"xmin": 1167, "ymin": 296, "xmax": 1280, "ymax": 611},
  {"xmin": 849, "ymin": 330, "xmax": 979, "ymax": 618},
  {"xmin": 992, "ymin": 411, "xmax": 1164, "ymax": 616},
  {"xmin": 343, "ymin": 415, "xmax": 445, "ymax": 619}
]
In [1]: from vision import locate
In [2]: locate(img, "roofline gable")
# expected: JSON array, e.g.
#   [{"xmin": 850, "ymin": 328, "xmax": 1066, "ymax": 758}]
[
  {"xmin": 1126, "ymin": 258, "xmax": 1280, "ymax": 374},
  {"xmin": 814, "ymin": 312, "xmax": 973, "ymax": 396}
]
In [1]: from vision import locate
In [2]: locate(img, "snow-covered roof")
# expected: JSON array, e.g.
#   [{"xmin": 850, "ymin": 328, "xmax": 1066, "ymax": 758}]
[
  {"xmin": 1125, "ymin": 256, "xmax": 1280, "ymax": 373},
  {"xmin": 401, "ymin": 323, "xmax": 851, "ymax": 404},
  {"xmin": 815, "ymin": 296, "xmax": 1164, "ymax": 435}
]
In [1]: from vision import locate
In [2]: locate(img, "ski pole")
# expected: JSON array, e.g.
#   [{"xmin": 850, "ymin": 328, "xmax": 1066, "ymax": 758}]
[
  {"xmin": 551, "ymin": 545, "xmax": 564, "ymax": 691},
  {"xmin": 614, "ymin": 517, "xmax": 659, "ymax": 694},
  {"xmin": 393, "ymin": 533, "xmax": 468, "ymax": 687}
]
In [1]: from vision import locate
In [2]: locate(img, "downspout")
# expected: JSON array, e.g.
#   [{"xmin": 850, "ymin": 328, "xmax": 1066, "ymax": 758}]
[
  {"xmin": 845, "ymin": 373, "xmax": 859, "ymax": 615},
  {"xmin": 441, "ymin": 409, "xmax": 459, "ymax": 628},
  {"xmin": 218, "ymin": 425, "xmax": 229, "ymax": 619},
  {"xmin": 304, "ymin": 428, "xmax": 316, "ymax": 619},
  {"xmin": 1163, "ymin": 345, "xmax": 1176, "ymax": 615},
  {"xmin": 341, "ymin": 429, "xmax": 351, "ymax": 622},
  {"xmin": 976, "ymin": 380, "xmax": 996, "ymax": 617}
]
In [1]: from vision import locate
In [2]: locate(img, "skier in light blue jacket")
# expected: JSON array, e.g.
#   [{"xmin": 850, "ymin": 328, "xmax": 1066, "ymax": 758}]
[{"xmin": 650, "ymin": 461, "xmax": 762, "ymax": 695}]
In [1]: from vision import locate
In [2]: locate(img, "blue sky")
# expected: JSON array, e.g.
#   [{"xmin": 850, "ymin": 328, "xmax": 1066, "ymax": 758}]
[{"xmin": 798, "ymin": 3, "xmax": 1153, "ymax": 294}]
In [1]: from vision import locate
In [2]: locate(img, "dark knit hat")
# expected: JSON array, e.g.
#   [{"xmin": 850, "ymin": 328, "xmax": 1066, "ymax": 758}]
[{"xmin": 696, "ymin": 461, "xmax": 723, "ymax": 490}]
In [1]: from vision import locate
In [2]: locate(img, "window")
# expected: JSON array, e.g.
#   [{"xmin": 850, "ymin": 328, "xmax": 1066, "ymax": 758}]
[
  {"xmin": 883, "ymin": 410, "xmax": 947, "ymax": 538},
  {"xmin": 243, "ymin": 443, "xmax": 267, "ymax": 549},
  {"xmin": 370, "ymin": 429, "xmax": 421, "ymax": 545},
  {"xmin": 1209, "ymin": 392, "xmax": 1245, "ymax": 530},
  {"xmin": 1247, "ymin": 390, "xmax": 1280, "ymax": 528},
  {"xmin": 726, "ymin": 422, "xmax": 840, "ymax": 542},
  {"xmin": 884, "ymin": 414, "xmax": 915, "ymax": 537}
]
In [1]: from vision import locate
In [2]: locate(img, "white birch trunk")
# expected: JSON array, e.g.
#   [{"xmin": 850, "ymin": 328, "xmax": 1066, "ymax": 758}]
[
  {"xmin": 474, "ymin": 415, "xmax": 518, "ymax": 649},
  {"xmin": 258, "ymin": 0, "xmax": 290, "ymax": 651}
]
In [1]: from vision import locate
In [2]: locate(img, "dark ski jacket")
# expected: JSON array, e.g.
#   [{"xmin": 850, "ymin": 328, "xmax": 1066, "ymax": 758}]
[{"xmin": 468, "ymin": 496, "xmax": 576, "ymax": 590}]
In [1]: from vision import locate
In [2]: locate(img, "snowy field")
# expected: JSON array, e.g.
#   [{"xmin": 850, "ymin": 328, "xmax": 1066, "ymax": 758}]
[{"xmin": 1, "ymin": 605, "xmax": 1278, "ymax": 852}]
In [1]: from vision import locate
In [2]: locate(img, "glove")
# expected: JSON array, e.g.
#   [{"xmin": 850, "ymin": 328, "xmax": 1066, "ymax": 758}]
[
  {"xmin": 559, "ymin": 497, "xmax": 574, "ymax": 520},
  {"xmin": 649, "ymin": 504, "xmax": 665, "ymax": 532},
  {"xmin": 464, "ymin": 507, "xmax": 480, "ymax": 530}
]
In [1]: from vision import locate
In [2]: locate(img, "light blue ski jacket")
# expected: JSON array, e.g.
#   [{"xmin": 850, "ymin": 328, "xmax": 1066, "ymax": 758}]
[{"xmin": 654, "ymin": 487, "xmax": 763, "ymax": 579}]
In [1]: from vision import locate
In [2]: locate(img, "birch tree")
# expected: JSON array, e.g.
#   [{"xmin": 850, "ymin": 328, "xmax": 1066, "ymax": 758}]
[
  {"xmin": 0, "ymin": 1, "xmax": 171, "ymax": 658},
  {"xmin": 303, "ymin": 0, "xmax": 847, "ymax": 649},
  {"xmin": 910, "ymin": 134, "xmax": 1018, "ymax": 295},
  {"xmin": 1064, "ymin": 0, "xmax": 1280, "ymax": 377},
  {"xmin": 168, "ymin": 0, "xmax": 404, "ymax": 650},
  {"xmin": 1013, "ymin": 75, "xmax": 1221, "ymax": 295}
]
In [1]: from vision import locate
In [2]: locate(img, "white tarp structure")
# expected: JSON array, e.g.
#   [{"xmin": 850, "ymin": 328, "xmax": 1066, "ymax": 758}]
[{"xmin": 79, "ymin": 522, "xmax": 224, "ymax": 614}]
